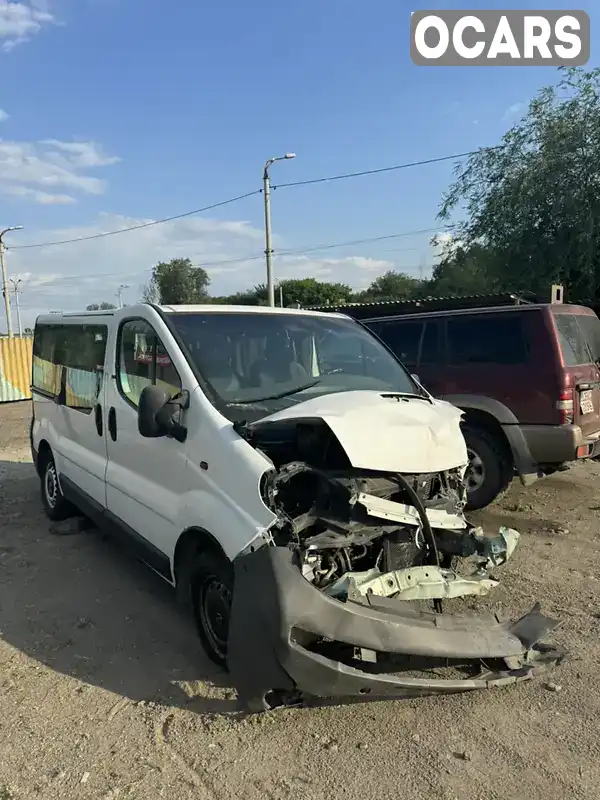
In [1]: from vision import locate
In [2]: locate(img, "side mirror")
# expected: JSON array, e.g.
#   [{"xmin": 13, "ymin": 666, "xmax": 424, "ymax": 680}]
[
  {"xmin": 411, "ymin": 373, "xmax": 420, "ymax": 384},
  {"xmin": 138, "ymin": 385, "xmax": 188, "ymax": 442}
]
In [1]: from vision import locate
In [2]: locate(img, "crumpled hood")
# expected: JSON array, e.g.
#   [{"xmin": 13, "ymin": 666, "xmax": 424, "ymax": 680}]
[{"xmin": 252, "ymin": 390, "xmax": 468, "ymax": 473}]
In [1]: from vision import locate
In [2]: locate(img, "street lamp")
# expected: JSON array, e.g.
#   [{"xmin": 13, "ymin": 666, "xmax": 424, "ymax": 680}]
[
  {"xmin": 117, "ymin": 284, "xmax": 129, "ymax": 309},
  {"xmin": 263, "ymin": 153, "xmax": 295, "ymax": 307},
  {"xmin": 0, "ymin": 225, "xmax": 23, "ymax": 338}
]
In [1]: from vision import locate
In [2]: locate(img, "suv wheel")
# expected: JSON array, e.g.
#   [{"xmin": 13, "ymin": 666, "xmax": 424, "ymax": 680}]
[
  {"xmin": 40, "ymin": 451, "xmax": 74, "ymax": 521},
  {"xmin": 462, "ymin": 426, "xmax": 511, "ymax": 511},
  {"xmin": 190, "ymin": 550, "xmax": 234, "ymax": 669}
]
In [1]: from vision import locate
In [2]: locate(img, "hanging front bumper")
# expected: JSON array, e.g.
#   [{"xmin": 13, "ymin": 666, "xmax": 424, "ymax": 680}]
[{"xmin": 228, "ymin": 546, "xmax": 565, "ymax": 712}]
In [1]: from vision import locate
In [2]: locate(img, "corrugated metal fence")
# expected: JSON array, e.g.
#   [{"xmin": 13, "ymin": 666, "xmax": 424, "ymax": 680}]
[{"xmin": 0, "ymin": 336, "xmax": 33, "ymax": 403}]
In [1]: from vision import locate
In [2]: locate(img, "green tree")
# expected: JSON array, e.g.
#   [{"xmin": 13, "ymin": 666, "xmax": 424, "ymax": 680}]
[
  {"xmin": 212, "ymin": 278, "xmax": 352, "ymax": 307},
  {"xmin": 143, "ymin": 258, "xmax": 210, "ymax": 304},
  {"xmin": 353, "ymin": 270, "xmax": 425, "ymax": 303},
  {"xmin": 86, "ymin": 301, "xmax": 117, "ymax": 311},
  {"xmin": 438, "ymin": 67, "xmax": 600, "ymax": 302},
  {"xmin": 428, "ymin": 240, "xmax": 499, "ymax": 297}
]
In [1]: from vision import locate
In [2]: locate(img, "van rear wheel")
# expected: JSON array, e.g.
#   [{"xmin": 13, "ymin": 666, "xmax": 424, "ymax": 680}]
[
  {"xmin": 40, "ymin": 451, "xmax": 74, "ymax": 522},
  {"xmin": 462, "ymin": 426, "xmax": 511, "ymax": 511},
  {"xmin": 190, "ymin": 550, "xmax": 234, "ymax": 670}
]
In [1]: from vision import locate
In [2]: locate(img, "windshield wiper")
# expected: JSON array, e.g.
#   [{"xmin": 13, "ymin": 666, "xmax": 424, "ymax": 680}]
[
  {"xmin": 230, "ymin": 379, "xmax": 322, "ymax": 405},
  {"xmin": 381, "ymin": 392, "xmax": 433, "ymax": 403}
]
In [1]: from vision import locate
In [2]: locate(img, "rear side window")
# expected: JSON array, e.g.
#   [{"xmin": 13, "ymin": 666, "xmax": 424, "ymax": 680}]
[
  {"xmin": 33, "ymin": 324, "xmax": 59, "ymax": 396},
  {"xmin": 555, "ymin": 313, "xmax": 600, "ymax": 365},
  {"xmin": 447, "ymin": 313, "xmax": 530, "ymax": 366},
  {"xmin": 33, "ymin": 323, "xmax": 107, "ymax": 412}
]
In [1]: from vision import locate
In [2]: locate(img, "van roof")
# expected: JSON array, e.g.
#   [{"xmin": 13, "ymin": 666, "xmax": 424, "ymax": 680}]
[
  {"xmin": 35, "ymin": 303, "xmax": 346, "ymax": 325},
  {"xmin": 158, "ymin": 304, "xmax": 344, "ymax": 318}
]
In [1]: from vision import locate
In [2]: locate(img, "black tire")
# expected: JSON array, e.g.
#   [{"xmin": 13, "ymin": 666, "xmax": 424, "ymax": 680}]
[
  {"xmin": 190, "ymin": 550, "xmax": 234, "ymax": 669},
  {"xmin": 462, "ymin": 426, "xmax": 512, "ymax": 511},
  {"xmin": 40, "ymin": 450, "xmax": 74, "ymax": 522}
]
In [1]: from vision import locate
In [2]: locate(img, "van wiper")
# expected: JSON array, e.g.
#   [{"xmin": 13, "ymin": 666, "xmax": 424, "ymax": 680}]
[{"xmin": 230, "ymin": 379, "xmax": 322, "ymax": 405}]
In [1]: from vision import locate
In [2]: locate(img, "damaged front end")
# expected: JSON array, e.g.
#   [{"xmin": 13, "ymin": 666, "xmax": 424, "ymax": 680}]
[{"xmin": 229, "ymin": 414, "xmax": 564, "ymax": 712}]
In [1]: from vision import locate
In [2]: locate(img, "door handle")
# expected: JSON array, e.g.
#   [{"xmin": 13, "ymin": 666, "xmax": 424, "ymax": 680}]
[
  {"xmin": 108, "ymin": 407, "xmax": 117, "ymax": 442},
  {"xmin": 94, "ymin": 404, "xmax": 103, "ymax": 436}
]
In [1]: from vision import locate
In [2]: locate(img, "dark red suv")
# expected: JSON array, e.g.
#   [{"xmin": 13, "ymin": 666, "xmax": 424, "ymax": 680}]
[{"xmin": 312, "ymin": 294, "xmax": 600, "ymax": 509}]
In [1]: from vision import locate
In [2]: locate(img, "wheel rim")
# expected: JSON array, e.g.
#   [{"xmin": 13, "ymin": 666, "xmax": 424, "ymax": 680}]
[
  {"xmin": 199, "ymin": 577, "xmax": 231, "ymax": 660},
  {"xmin": 45, "ymin": 462, "xmax": 59, "ymax": 508},
  {"xmin": 466, "ymin": 447, "xmax": 485, "ymax": 492}
]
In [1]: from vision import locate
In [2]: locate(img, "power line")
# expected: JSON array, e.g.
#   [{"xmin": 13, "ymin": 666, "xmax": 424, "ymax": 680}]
[
  {"xmin": 271, "ymin": 148, "xmax": 502, "ymax": 190},
  {"xmin": 9, "ymin": 190, "xmax": 262, "ymax": 251},
  {"xmin": 278, "ymin": 228, "xmax": 441, "ymax": 257},
  {"xmin": 19, "ymin": 226, "xmax": 446, "ymax": 291},
  {"xmin": 9, "ymin": 145, "xmax": 498, "ymax": 253}
]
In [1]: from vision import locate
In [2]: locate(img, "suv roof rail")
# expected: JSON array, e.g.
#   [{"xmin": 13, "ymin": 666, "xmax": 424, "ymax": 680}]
[{"xmin": 303, "ymin": 291, "xmax": 538, "ymax": 319}]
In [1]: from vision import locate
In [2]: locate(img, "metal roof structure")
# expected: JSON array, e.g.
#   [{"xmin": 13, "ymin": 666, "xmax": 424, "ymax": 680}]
[{"xmin": 303, "ymin": 291, "xmax": 538, "ymax": 319}]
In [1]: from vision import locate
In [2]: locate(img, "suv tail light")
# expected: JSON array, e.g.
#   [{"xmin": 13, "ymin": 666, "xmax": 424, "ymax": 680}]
[{"xmin": 556, "ymin": 389, "xmax": 574, "ymax": 424}]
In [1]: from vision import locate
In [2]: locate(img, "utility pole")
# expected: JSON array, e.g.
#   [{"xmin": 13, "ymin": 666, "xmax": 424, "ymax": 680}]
[
  {"xmin": 9, "ymin": 278, "xmax": 22, "ymax": 336},
  {"xmin": 117, "ymin": 284, "xmax": 129, "ymax": 309},
  {"xmin": 0, "ymin": 225, "xmax": 23, "ymax": 337},
  {"xmin": 263, "ymin": 153, "xmax": 296, "ymax": 307}
]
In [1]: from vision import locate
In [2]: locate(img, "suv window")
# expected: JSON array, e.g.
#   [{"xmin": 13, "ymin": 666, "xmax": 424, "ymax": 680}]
[
  {"xmin": 420, "ymin": 321, "xmax": 440, "ymax": 364},
  {"xmin": 118, "ymin": 319, "xmax": 181, "ymax": 407},
  {"xmin": 555, "ymin": 313, "xmax": 600, "ymax": 366},
  {"xmin": 368, "ymin": 320, "xmax": 423, "ymax": 368},
  {"xmin": 447, "ymin": 313, "xmax": 529, "ymax": 366}
]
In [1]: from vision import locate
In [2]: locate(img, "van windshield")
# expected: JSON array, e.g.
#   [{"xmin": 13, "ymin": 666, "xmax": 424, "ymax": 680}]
[
  {"xmin": 166, "ymin": 311, "xmax": 421, "ymax": 417},
  {"xmin": 555, "ymin": 312, "xmax": 600, "ymax": 365}
]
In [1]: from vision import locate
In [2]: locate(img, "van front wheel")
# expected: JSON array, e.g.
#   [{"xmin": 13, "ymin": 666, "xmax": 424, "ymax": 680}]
[
  {"xmin": 40, "ymin": 451, "xmax": 73, "ymax": 522},
  {"xmin": 190, "ymin": 551, "xmax": 234, "ymax": 670},
  {"xmin": 462, "ymin": 426, "xmax": 511, "ymax": 511}
]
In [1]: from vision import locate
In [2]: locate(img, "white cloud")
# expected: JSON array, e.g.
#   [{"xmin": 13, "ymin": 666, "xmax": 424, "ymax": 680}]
[
  {"xmin": 0, "ymin": 1, "xmax": 55, "ymax": 51},
  {"xmin": 4, "ymin": 185, "xmax": 76, "ymax": 204},
  {"xmin": 277, "ymin": 255, "xmax": 394, "ymax": 282},
  {"xmin": 0, "ymin": 109, "xmax": 9, "ymax": 122},
  {"xmin": 7, "ymin": 214, "xmax": 422, "ymax": 326},
  {"xmin": 0, "ymin": 137, "xmax": 119, "ymax": 203},
  {"xmin": 431, "ymin": 231, "xmax": 464, "ymax": 256},
  {"xmin": 503, "ymin": 102, "xmax": 526, "ymax": 122},
  {"xmin": 39, "ymin": 139, "xmax": 121, "ymax": 169}
]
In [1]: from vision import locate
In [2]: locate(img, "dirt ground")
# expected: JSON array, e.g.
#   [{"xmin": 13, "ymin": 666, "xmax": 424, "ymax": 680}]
[{"xmin": 1, "ymin": 401, "xmax": 600, "ymax": 800}]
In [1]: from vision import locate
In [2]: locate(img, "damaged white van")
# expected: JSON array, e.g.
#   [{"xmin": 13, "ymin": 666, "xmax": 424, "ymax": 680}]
[{"xmin": 31, "ymin": 305, "xmax": 564, "ymax": 711}]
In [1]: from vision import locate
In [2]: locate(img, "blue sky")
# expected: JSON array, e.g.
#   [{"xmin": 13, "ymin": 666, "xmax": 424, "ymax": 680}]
[{"xmin": 0, "ymin": 0, "xmax": 595, "ymax": 326}]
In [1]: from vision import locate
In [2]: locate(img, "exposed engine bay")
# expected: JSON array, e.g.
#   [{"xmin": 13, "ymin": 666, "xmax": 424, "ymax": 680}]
[
  {"xmin": 244, "ymin": 418, "xmax": 518, "ymax": 601},
  {"xmin": 228, "ymin": 401, "xmax": 564, "ymax": 713}
]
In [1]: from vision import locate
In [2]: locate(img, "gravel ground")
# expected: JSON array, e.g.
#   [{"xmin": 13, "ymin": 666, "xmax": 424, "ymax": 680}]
[{"xmin": 1, "ymin": 400, "xmax": 600, "ymax": 800}]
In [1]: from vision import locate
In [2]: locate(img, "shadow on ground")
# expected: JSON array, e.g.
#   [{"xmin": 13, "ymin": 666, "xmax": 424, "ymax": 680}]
[{"xmin": 0, "ymin": 458, "xmax": 238, "ymax": 716}]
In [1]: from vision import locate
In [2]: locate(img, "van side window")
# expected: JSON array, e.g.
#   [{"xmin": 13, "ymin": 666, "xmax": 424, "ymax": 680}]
[
  {"xmin": 32, "ymin": 323, "xmax": 107, "ymax": 411},
  {"xmin": 447, "ymin": 314, "xmax": 529, "ymax": 366},
  {"xmin": 369, "ymin": 320, "xmax": 423, "ymax": 369},
  {"xmin": 33, "ymin": 323, "xmax": 59, "ymax": 396},
  {"xmin": 118, "ymin": 320, "xmax": 182, "ymax": 407}
]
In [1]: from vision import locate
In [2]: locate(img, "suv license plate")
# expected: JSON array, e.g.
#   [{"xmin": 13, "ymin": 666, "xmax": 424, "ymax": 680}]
[{"xmin": 580, "ymin": 390, "xmax": 595, "ymax": 415}]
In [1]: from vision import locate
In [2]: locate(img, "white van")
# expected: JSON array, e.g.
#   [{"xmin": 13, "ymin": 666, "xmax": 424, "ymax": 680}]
[{"xmin": 31, "ymin": 304, "xmax": 562, "ymax": 711}]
